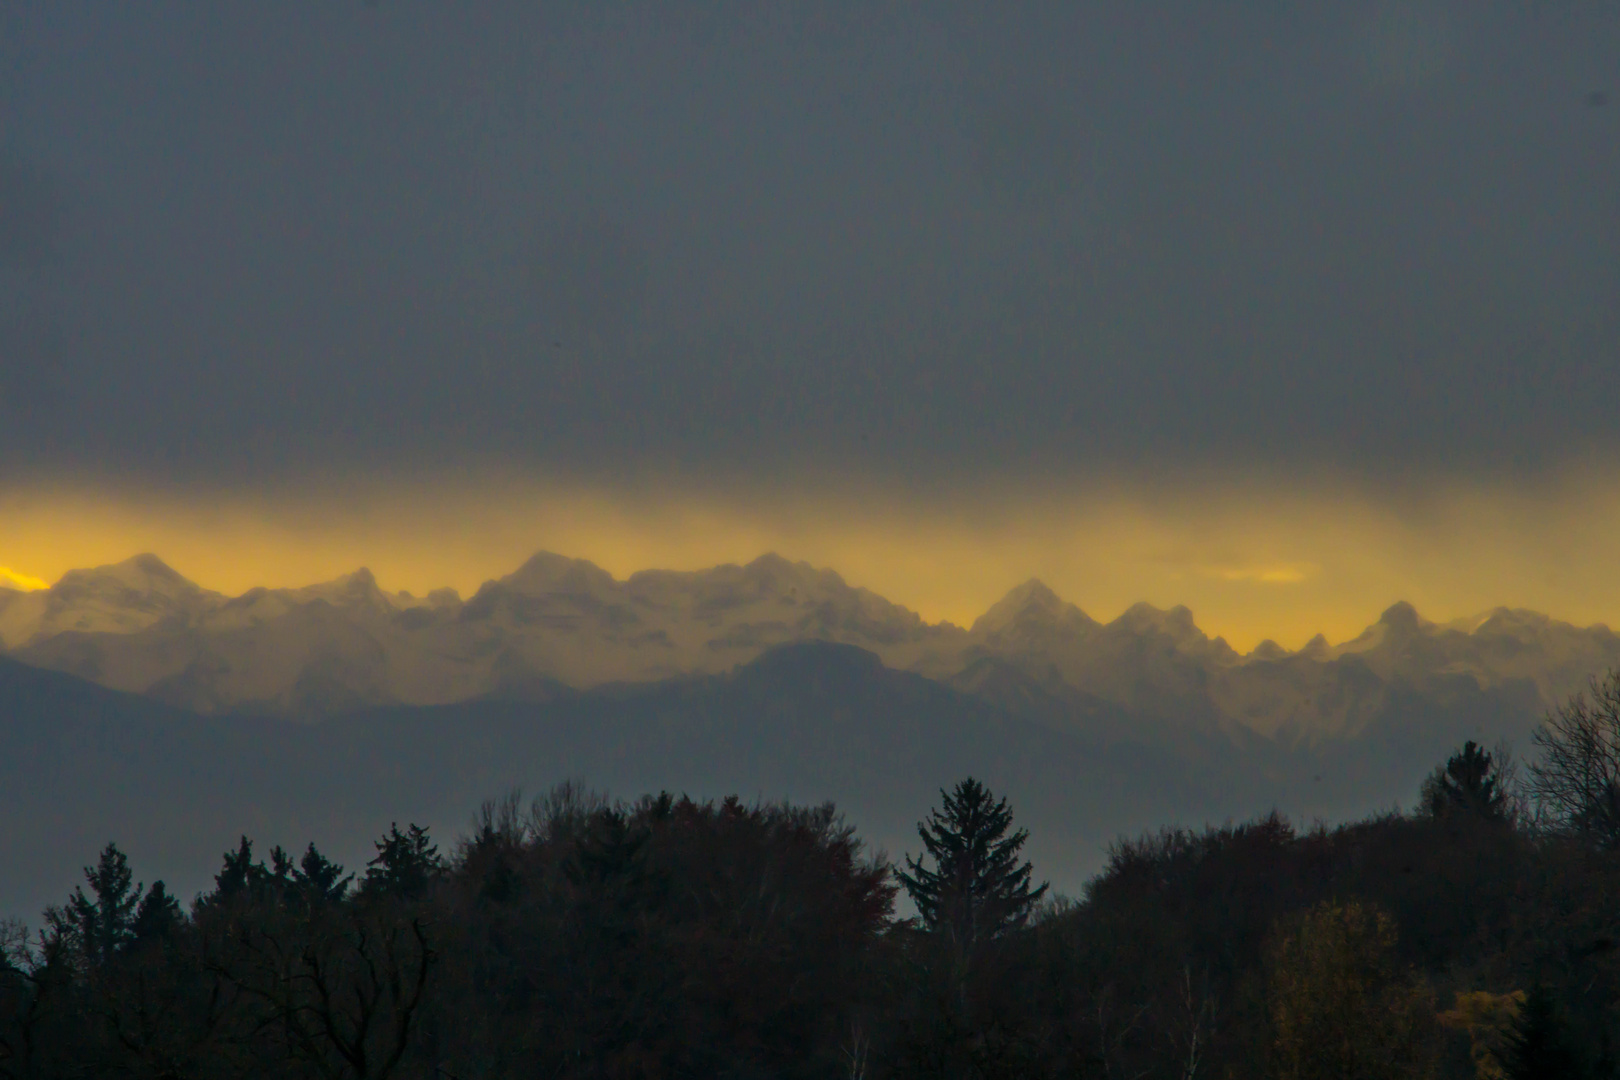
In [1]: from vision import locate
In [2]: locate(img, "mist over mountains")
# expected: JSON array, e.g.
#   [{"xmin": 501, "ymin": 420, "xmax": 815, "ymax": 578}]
[
  {"xmin": 2, "ymin": 550, "xmax": 1615, "ymax": 743},
  {"xmin": 4, "ymin": 550, "xmax": 1617, "ymax": 920}
]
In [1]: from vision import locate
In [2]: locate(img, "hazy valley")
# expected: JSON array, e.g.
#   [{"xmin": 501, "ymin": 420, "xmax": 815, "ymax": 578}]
[
  {"xmin": 4, "ymin": 550, "xmax": 1615, "ymax": 919},
  {"xmin": 4, "ymin": 550, "xmax": 1615, "ymax": 746}
]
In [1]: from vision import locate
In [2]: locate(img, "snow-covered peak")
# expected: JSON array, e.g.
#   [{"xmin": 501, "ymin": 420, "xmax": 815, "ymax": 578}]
[
  {"xmin": 498, "ymin": 551, "xmax": 620, "ymax": 597},
  {"xmin": 1331, "ymin": 600, "xmax": 1433, "ymax": 658},
  {"xmin": 55, "ymin": 553, "xmax": 206, "ymax": 599},
  {"xmin": 970, "ymin": 579, "xmax": 1095, "ymax": 641},
  {"xmin": 1110, "ymin": 601, "xmax": 1204, "ymax": 642},
  {"xmin": 0, "ymin": 554, "xmax": 222, "ymax": 644}
]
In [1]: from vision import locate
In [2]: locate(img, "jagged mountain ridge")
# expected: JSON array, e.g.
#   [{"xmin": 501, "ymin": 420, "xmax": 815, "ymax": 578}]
[
  {"xmin": 0, "ymin": 552, "xmax": 959, "ymax": 717},
  {"xmin": 2, "ymin": 551, "xmax": 1616, "ymax": 742}
]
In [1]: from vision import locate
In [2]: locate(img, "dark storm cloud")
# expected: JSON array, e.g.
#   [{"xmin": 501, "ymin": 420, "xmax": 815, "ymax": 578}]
[
  {"xmin": 0, "ymin": 151, "xmax": 68, "ymax": 438},
  {"xmin": 1, "ymin": 3, "xmax": 1617, "ymax": 483},
  {"xmin": 0, "ymin": 311, "xmax": 65, "ymax": 426},
  {"xmin": 530, "ymin": 213, "xmax": 651, "ymax": 349},
  {"xmin": 0, "ymin": 155, "xmax": 63, "ymax": 270}
]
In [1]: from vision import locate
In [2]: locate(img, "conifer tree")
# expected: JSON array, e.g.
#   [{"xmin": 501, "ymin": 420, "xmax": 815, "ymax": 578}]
[
  {"xmin": 131, "ymin": 881, "xmax": 181, "ymax": 943},
  {"xmin": 48, "ymin": 843, "xmax": 141, "ymax": 966},
  {"xmin": 566, "ymin": 809, "xmax": 650, "ymax": 893},
  {"xmin": 362, "ymin": 823, "xmax": 442, "ymax": 900},
  {"xmin": 293, "ymin": 843, "xmax": 353, "ymax": 903},
  {"xmin": 268, "ymin": 844, "xmax": 296, "ymax": 883},
  {"xmin": 897, "ymin": 778, "xmax": 1047, "ymax": 953},
  {"xmin": 1502, "ymin": 985, "xmax": 1587, "ymax": 1080},
  {"xmin": 1421, "ymin": 740, "xmax": 1509, "ymax": 819},
  {"xmin": 209, "ymin": 836, "xmax": 267, "ymax": 902}
]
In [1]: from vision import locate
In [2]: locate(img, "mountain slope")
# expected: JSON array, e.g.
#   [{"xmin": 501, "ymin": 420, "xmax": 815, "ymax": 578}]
[
  {"xmin": 0, "ymin": 554, "xmax": 222, "ymax": 645},
  {"xmin": 3, "ymin": 553, "xmax": 1613, "ymax": 750},
  {"xmin": 5, "ymin": 553, "xmax": 968, "ymax": 718},
  {"xmin": 0, "ymin": 653, "xmax": 290, "ymax": 920},
  {"xmin": 0, "ymin": 643, "xmax": 1250, "ymax": 922},
  {"xmin": 3, "ymin": 631, "xmax": 1553, "ymax": 925}
]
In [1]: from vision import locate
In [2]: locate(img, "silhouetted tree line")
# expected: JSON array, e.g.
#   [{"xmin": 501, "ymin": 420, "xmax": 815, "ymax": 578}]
[{"xmin": 9, "ymin": 670, "xmax": 1620, "ymax": 1077}]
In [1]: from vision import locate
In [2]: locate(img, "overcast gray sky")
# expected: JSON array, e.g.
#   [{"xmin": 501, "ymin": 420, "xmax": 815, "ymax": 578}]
[{"xmin": 1, "ymin": 3, "xmax": 1617, "ymax": 487}]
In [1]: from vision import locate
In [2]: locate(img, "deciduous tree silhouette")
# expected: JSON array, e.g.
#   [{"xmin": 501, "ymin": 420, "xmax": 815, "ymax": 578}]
[
  {"xmin": 1267, "ymin": 901, "xmax": 1435, "ymax": 1080},
  {"xmin": 201, "ymin": 895, "xmax": 436, "ymax": 1080},
  {"xmin": 1530, "ymin": 669, "xmax": 1620, "ymax": 848},
  {"xmin": 23, "ymin": 752, "xmax": 1620, "ymax": 1077}
]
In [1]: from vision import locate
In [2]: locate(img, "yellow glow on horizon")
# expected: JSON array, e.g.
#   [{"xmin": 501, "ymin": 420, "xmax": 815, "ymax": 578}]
[
  {"xmin": 3, "ymin": 466, "xmax": 1620, "ymax": 652},
  {"xmin": 0, "ymin": 566, "xmax": 49, "ymax": 591},
  {"xmin": 1206, "ymin": 563, "xmax": 1317, "ymax": 585}
]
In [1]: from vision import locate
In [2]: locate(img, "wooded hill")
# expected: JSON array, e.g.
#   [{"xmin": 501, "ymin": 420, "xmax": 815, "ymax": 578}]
[{"xmin": 6, "ymin": 673, "xmax": 1620, "ymax": 1078}]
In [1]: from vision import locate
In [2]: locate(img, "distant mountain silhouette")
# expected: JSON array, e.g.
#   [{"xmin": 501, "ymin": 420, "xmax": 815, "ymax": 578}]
[
  {"xmin": 1, "ymin": 642, "xmax": 1240, "ymax": 922},
  {"xmin": 2, "ymin": 610, "xmax": 1583, "ymax": 922},
  {"xmin": 0, "ymin": 652, "xmax": 287, "ymax": 919},
  {"xmin": 3, "ymin": 551, "xmax": 1614, "ymax": 748}
]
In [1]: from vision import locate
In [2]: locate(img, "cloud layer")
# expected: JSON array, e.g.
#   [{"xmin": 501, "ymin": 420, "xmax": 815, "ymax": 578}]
[{"xmin": 0, "ymin": 3, "xmax": 1616, "ymax": 485}]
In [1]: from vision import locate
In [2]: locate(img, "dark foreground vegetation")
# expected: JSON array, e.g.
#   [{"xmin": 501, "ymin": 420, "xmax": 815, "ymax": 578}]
[{"xmin": 7, "ymin": 673, "xmax": 1620, "ymax": 1079}]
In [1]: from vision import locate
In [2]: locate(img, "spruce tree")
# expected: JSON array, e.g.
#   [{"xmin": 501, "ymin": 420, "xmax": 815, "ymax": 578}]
[
  {"xmin": 131, "ymin": 882, "xmax": 181, "ymax": 943},
  {"xmin": 565, "ymin": 809, "xmax": 650, "ymax": 893},
  {"xmin": 209, "ymin": 836, "xmax": 267, "ymax": 902},
  {"xmin": 1502, "ymin": 985, "xmax": 1587, "ymax": 1080},
  {"xmin": 897, "ymin": 778, "xmax": 1048, "ymax": 953},
  {"xmin": 49, "ymin": 843, "xmax": 142, "ymax": 966},
  {"xmin": 293, "ymin": 843, "xmax": 353, "ymax": 903},
  {"xmin": 268, "ymin": 844, "xmax": 296, "ymax": 883},
  {"xmin": 362, "ymin": 823, "xmax": 442, "ymax": 900},
  {"xmin": 1422, "ymin": 740, "xmax": 1509, "ymax": 819}
]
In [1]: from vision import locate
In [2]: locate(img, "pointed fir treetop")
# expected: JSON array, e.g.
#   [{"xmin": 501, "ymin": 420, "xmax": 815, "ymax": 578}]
[
  {"xmin": 295, "ymin": 842, "xmax": 353, "ymax": 903},
  {"xmin": 362, "ymin": 823, "xmax": 443, "ymax": 901},
  {"xmin": 45, "ymin": 843, "xmax": 144, "ymax": 967},
  {"xmin": 897, "ymin": 777, "xmax": 1047, "ymax": 949},
  {"xmin": 131, "ymin": 881, "xmax": 181, "ymax": 943},
  {"xmin": 204, "ymin": 836, "xmax": 352, "ymax": 907},
  {"xmin": 1422, "ymin": 740, "xmax": 1509, "ymax": 819},
  {"xmin": 211, "ymin": 836, "xmax": 265, "ymax": 902}
]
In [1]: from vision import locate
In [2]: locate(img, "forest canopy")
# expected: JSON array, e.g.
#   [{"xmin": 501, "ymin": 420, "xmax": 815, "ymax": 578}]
[{"xmin": 6, "ymin": 672, "xmax": 1620, "ymax": 1078}]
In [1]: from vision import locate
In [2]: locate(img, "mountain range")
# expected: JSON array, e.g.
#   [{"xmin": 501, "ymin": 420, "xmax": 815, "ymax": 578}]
[
  {"xmin": 4, "ymin": 550, "xmax": 1617, "ymax": 921},
  {"xmin": 3, "ymin": 551, "xmax": 1616, "ymax": 746}
]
